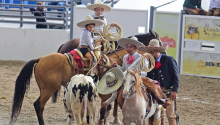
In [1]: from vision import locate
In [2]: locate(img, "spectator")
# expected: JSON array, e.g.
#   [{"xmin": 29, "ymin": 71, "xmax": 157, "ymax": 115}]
[
  {"xmin": 30, "ymin": 2, "xmax": 47, "ymax": 28},
  {"xmin": 207, "ymin": 0, "xmax": 220, "ymax": 16},
  {"xmin": 183, "ymin": 0, "xmax": 207, "ymax": 15}
]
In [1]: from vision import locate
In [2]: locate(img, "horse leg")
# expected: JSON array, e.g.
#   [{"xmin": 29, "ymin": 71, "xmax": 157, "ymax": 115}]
[
  {"xmin": 99, "ymin": 106, "xmax": 106, "ymax": 125},
  {"xmin": 152, "ymin": 105, "xmax": 162, "ymax": 125},
  {"xmin": 104, "ymin": 104, "xmax": 111, "ymax": 125},
  {"xmin": 122, "ymin": 117, "xmax": 131, "ymax": 125},
  {"xmin": 33, "ymin": 90, "xmax": 54, "ymax": 125},
  {"xmin": 113, "ymin": 99, "xmax": 122, "ymax": 125}
]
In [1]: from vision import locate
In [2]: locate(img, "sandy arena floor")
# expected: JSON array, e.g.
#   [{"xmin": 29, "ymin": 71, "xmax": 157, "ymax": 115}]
[{"xmin": 0, "ymin": 60, "xmax": 220, "ymax": 125}]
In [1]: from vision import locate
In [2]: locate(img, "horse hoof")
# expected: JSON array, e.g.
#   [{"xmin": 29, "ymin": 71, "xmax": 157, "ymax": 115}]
[
  {"xmin": 82, "ymin": 120, "xmax": 87, "ymax": 125},
  {"xmin": 104, "ymin": 122, "xmax": 110, "ymax": 125},
  {"xmin": 113, "ymin": 119, "xmax": 122, "ymax": 125}
]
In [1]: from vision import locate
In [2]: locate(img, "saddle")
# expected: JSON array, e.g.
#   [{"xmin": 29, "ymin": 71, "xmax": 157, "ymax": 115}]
[{"xmin": 73, "ymin": 48, "xmax": 111, "ymax": 71}]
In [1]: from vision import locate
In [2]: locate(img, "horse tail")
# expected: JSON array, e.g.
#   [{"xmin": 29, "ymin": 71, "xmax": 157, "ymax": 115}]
[
  {"xmin": 51, "ymin": 87, "xmax": 61, "ymax": 103},
  {"xmin": 57, "ymin": 44, "xmax": 64, "ymax": 53},
  {"xmin": 10, "ymin": 59, "xmax": 39, "ymax": 124}
]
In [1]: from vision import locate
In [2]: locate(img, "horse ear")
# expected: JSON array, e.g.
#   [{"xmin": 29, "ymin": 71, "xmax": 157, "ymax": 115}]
[
  {"xmin": 127, "ymin": 67, "xmax": 130, "ymax": 72},
  {"xmin": 134, "ymin": 69, "xmax": 139, "ymax": 74},
  {"xmin": 149, "ymin": 30, "xmax": 156, "ymax": 38}
]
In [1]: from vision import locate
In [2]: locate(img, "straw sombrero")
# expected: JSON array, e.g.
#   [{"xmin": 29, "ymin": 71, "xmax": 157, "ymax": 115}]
[
  {"xmin": 77, "ymin": 15, "xmax": 104, "ymax": 28},
  {"xmin": 138, "ymin": 39, "xmax": 168, "ymax": 52},
  {"xmin": 97, "ymin": 68, "xmax": 124, "ymax": 95},
  {"xmin": 87, "ymin": 0, "xmax": 112, "ymax": 12},
  {"xmin": 118, "ymin": 36, "xmax": 145, "ymax": 49}
]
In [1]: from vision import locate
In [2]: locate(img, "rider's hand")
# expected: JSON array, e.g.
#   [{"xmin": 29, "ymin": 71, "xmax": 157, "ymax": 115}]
[
  {"xmin": 101, "ymin": 37, "xmax": 105, "ymax": 42},
  {"xmin": 196, "ymin": 8, "xmax": 200, "ymax": 12},
  {"xmin": 101, "ymin": 102, "xmax": 108, "ymax": 107},
  {"xmin": 112, "ymin": 62, "xmax": 117, "ymax": 67},
  {"xmin": 170, "ymin": 91, "xmax": 176, "ymax": 101},
  {"xmin": 111, "ymin": 23, "xmax": 117, "ymax": 27}
]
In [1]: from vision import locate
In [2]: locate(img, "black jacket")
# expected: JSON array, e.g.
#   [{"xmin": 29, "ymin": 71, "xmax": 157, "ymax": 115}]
[
  {"xmin": 148, "ymin": 54, "xmax": 179, "ymax": 92},
  {"xmin": 30, "ymin": 8, "xmax": 47, "ymax": 28}
]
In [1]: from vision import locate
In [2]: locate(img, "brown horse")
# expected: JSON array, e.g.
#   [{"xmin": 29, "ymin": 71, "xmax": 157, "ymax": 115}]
[{"xmin": 9, "ymin": 48, "xmax": 129, "ymax": 125}]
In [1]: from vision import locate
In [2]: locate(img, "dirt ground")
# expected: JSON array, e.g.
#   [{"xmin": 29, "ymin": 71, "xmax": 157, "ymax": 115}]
[{"xmin": 0, "ymin": 60, "xmax": 220, "ymax": 125}]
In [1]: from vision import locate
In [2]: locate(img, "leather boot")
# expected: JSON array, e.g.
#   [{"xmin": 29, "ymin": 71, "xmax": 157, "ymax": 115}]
[{"xmin": 85, "ymin": 52, "xmax": 97, "ymax": 75}]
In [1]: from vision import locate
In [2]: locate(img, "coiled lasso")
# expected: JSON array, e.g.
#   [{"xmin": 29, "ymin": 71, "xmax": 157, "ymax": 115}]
[{"xmin": 103, "ymin": 23, "xmax": 123, "ymax": 50}]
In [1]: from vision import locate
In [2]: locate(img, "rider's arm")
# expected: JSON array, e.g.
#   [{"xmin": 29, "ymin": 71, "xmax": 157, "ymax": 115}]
[
  {"xmin": 85, "ymin": 33, "xmax": 94, "ymax": 50},
  {"xmin": 104, "ymin": 91, "xmax": 117, "ymax": 105}
]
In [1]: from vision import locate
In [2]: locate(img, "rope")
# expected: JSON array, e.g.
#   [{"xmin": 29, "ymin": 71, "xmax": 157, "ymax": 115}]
[
  {"xmin": 94, "ymin": 29, "xmax": 112, "ymax": 54},
  {"xmin": 103, "ymin": 23, "xmax": 123, "ymax": 41},
  {"xmin": 135, "ymin": 53, "xmax": 155, "ymax": 73},
  {"xmin": 86, "ymin": 53, "xmax": 103, "ymax": 76}
]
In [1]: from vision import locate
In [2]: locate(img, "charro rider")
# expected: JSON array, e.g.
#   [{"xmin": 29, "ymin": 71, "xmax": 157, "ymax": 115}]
[
  {"xmin": 87, "ymin": 0, "xmax": 117, "ymax": 35},
  {"xmin": 77, "ymin": 15, "xmax": 104, "ymax": 75},
  {"xmin": 138, "ymin": 39, "xmax": 179, "ymax": 125}
]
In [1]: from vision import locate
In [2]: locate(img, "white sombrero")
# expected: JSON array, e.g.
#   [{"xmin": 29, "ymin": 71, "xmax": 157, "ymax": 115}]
[
  {"xmin": 138, "ymin": 39, "xmax": 168, "ymax": 52},
  {"xmin": 77, "ymin": 15, "xmax": 104, "ymax": 28},
  {"xmin": 87, "ymin": 0, "xmax": 112, "ymax": 12},
  {"xmin": 97, "ymin": 68, "xmax": 124, "ymax": 95},
  {"xmin": 118, "ymin": 36, "xmax": 145, "ymax": 49}
]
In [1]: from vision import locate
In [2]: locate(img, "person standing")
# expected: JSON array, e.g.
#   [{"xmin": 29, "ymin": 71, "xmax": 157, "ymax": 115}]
[
  {"xmin": 138, "ymin": 39, "xmax": 179, "ymax": 125},
  {"xmin": 30, "ymin": 2, "xmax": 47, "ymax": 29}
]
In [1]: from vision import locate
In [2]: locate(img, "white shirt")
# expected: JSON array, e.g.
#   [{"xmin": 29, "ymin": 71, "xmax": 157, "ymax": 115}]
[
  {"xmin": 209, "ymin": 0, "xmax": 220, "ymax": 10},
  {"xmin": 79, "ymin": 29, "xmax": 100, "ymax": 50},
  {"xmin": 91, "ymin": 14, "xmax": 107, "ymax": 33},
  {"xmin": 117, "ymin": 52, "xmax": 141, "ymax": 72}
]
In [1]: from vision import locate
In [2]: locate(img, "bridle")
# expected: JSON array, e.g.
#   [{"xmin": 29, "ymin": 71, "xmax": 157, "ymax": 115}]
[{"xmin": 122, "ymin": 70, "xmax": 140, "ymax": 99}]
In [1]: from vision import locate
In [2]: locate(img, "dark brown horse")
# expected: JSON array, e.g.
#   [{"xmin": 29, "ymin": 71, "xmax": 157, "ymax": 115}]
[{"xmin": 57, "ymin": 30, "xmax": 161, "ymax": 54}]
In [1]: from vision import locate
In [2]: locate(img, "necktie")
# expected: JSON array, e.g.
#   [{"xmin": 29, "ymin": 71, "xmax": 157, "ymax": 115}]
[
  {"xmin": 154, "ymin": 61, "xmax": 162, "ymax": 69},
  {"xmin": 91, "ymin": 32, "xmax": 93, "ymax": 38}
]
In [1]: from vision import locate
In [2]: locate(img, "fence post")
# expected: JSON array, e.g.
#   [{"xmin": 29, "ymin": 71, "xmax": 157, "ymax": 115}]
[
  {"xmin": 91, "ymin": 0, "xmax": 94, "ymax": 4},
  {"xmin": 64, "ymin": 0, "xmax": 68, "ymax": 29},
  {"xmin": 70, "ymin": 1, "xmax": 75, "ymax": 40},
  {"xmin": 20, "ymin": 0, "xmax": 23, "ymax": 28},
  {"xmin": 111, "ymin": 0, "xmax": 114, "ymax": 7},
  {"xmin": 178, "ymin": 10, "xmax": 184, "ymax": 73},
  {"xmin": 149, "ymin": 6, "xmax": 155, "ymax": 31}
]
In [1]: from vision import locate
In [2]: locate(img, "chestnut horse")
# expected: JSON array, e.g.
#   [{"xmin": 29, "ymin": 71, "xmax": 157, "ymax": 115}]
[{"xmin": 9, "ymin": 48, "xmax": 129, "ymax": 125}]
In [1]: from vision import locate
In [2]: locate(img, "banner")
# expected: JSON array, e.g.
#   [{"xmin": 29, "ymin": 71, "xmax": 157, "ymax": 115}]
[
  {"xmin": 154, "ymin": 13, "xmax": 179, "ymax": 60},
  {"xmin": 184, "ymin": 17, "xmax": 220, "ymax": 42},
  {"xmin": 182, "ymin": 51, "xmax": 220, "ymax": 77}
]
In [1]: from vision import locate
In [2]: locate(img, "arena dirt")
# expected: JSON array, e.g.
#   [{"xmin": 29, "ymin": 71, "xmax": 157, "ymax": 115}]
[{"xmin": 0, "ymin": 60, "xmax": 220, "ymax": 125}]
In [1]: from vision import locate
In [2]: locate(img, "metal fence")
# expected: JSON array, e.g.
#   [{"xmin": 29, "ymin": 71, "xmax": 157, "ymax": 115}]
[{"xmin": 0, "ymin": 0, "xmax": 70, "ymax": 29}]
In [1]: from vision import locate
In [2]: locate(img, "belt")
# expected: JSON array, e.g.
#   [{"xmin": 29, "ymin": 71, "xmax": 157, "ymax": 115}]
[{"xmin": 79, "ymin": 45, "xmax": 89, "ymax": 48}]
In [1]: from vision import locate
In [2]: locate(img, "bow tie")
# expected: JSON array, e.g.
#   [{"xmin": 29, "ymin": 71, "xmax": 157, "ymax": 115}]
[
  {"xmin": 94, "ymin": 16, "xmax": 104, "ymax": 20},
  {"xmin": 154, "ymin": 61, "xmax": 162, "ymax": 69},
  {"xmin": 126, "ymin": 55, "xmax": 134, "ymax": 64}
]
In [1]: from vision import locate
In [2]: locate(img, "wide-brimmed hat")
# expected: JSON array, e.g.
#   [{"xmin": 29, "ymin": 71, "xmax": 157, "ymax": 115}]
[
  {"xmin": 87, "ymin": 0, "xmax": 112, "ymax": 12},
  {"xmin": 97, "ymin": 68, "xmax": 124, "ymax": 95},
  {"xmin": 118, "ymin": 36, "xmax": 145, "ymax": 49},
  {"xmin": 138, "ymin": 39, "xmax": 168, "ymax": 52},
  {"xmin": 77, "ymin": 15, "xmax": 104, "ymax": 28}
]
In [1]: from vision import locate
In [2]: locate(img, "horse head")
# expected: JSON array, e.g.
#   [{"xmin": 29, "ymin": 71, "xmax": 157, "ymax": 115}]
[{"xmin": 122, "ymin": 68, "xmax": 143, "ymax": 99}]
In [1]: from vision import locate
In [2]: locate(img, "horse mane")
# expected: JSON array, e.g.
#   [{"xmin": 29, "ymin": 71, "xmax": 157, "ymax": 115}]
[
  {"xmin": 134, "ymin": 71, "xmax": 143, "ymax": 98},
  {"xmin": 127, "ymin": 70, "xmax": 143, "ymax": 98}
]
